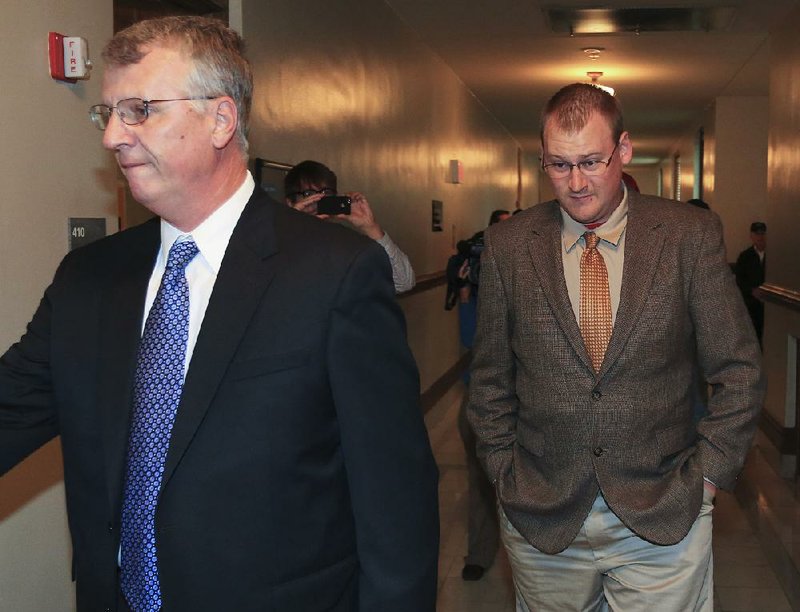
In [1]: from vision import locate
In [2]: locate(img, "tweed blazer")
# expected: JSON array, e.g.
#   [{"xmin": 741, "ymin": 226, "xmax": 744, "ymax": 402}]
[{"xmin": 468, "ymin": 192, "xmax": 764, "ymax": 554}]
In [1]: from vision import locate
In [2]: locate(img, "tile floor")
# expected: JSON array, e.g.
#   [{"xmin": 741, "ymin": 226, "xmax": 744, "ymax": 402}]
[{"xmin": 425, "ymin": 382, "xmax": 800, "ymax": 611}]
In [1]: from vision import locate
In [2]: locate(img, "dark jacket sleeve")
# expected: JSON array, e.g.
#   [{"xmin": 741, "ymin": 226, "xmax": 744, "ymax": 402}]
[
  {"xmin": 0, "ymin": 266, "xmax": 62, "ymax": 474},
  {"xmin": 327, "ymin": 241, "xmax": 439, "ymax": 611}
]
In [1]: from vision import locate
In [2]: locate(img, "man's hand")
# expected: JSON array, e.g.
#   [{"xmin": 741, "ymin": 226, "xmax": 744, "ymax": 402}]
[{"xmin": 334, "ymin": 192, "xmax": 384, "ymax": 240}]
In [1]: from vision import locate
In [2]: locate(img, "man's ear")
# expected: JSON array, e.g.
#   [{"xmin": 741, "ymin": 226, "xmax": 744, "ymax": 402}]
[
  {"xmin": 619, "ymin": 131, "xmax": 633, "ymax": 164},
  {"xmin": 211, "ymin": 97, "xmax": 238, "ymax": 150}
]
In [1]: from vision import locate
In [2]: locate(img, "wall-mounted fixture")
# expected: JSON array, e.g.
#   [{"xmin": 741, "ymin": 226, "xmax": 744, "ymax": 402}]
[
  {"xmin": 49, "ymin": 32, "xmax": 92, "ymax": 82},
  {"xmin": 587, "ymin": 71, "xmax": 615, "ymax": 96},
  {"xmin": 448, "ymin": 160, "xmax": 463, "ymax": 184}
]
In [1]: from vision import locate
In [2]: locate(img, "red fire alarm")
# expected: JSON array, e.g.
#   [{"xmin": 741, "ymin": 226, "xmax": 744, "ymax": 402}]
[{"xmin": 49, "ymin": 32, "xmax": 76, "ymax": 83}]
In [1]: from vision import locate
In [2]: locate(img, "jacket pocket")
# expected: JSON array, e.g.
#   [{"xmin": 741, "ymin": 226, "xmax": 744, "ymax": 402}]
[
  {"xmin": 516, "ymin": 427, "xmax": 545, "ymax": 457},
  {"xmin": 227, "ymin": 348, "xmax": 310, "ymax": 381},
  {"xmin": 655, "ymin": 423, "xmax": 692, "ymax": 457}
]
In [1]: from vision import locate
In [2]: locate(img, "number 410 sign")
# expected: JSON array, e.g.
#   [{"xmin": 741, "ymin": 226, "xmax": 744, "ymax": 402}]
[{"xmin": 68, "ymin": 218, "xmax": 106, "ymax": 251}]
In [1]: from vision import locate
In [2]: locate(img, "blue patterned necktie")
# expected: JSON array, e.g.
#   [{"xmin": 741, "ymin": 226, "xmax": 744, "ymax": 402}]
[{"xmin": 121, "ymin": 238, "xmax": 199, "ymax": 612}]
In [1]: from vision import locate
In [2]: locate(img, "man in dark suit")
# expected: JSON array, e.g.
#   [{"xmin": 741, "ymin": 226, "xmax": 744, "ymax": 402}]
[
  {"xmin": 736, "ymin": 221, "xmax": 767, "ymax": 344},
  {"xmin": 0, "ymin": 16, "xmax": 438, "ymax": 612},
  {"xmin": 468, "ymin": 83, "xmax": 763, "ymax": 611}
]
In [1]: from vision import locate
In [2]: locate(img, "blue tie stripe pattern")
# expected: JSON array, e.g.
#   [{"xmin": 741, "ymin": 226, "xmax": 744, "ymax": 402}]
[{"xmin": 121, "ymin": 238, "xmax": 199, "ymax": 612}]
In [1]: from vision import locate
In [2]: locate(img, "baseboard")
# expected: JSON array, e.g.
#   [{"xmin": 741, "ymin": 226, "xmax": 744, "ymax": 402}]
[
  {"xmin": 420, "ymin": 351, "xmax": 471, "ymax": 414},
  {"xmin": 759, "ymin": 409, "xmax": 797, "ymax": 456}
]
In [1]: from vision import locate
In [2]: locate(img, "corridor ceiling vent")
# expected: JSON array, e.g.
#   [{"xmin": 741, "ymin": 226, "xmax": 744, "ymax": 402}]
[
  {"xmin": 116, "ymin": 0, "xmax": 227, "ymax": 18},
  {"xmin": 544, "ymin": 6, "xmax": 738, "ymax": 36}
]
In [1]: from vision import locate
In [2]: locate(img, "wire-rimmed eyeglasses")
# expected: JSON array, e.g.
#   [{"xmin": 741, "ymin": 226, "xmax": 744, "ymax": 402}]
[
  {"xmin": 88, "ymin": 97, "xmax": 215, "ymax": 131},
  {"xmin": 541, "ymin": 140, "xmax": 620, "ymax": 179}
]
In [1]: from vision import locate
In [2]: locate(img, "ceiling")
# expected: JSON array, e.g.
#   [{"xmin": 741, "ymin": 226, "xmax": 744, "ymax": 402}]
[{"xmin": 385, "ymin": 0, "xmax": 799, "ymax": 165}]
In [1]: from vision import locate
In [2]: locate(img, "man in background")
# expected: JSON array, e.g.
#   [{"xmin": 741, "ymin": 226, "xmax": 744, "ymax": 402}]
[
  {"xmin": 456, "ymin": 209, "xmax": 509, "ymax": 581},
  {"xmin": 736, "ymin": 221, "xmax": 767, "ymax": 344},
  {"xmin": 285, "ymin": 160, "xmax": 415, "ymax": 293},
  {"xmin": 469, "ymin": 83, "xmax": 763, "ymax": 611},
  {"xmin": 0, "ymin": 16, "xmax": 438, "ymax": 612}
]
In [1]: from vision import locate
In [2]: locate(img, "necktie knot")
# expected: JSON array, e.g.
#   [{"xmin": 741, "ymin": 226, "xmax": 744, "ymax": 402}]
[
  {"xmin": 584, "ymin": 231, "xmax": 600, "ymax": 251},
  {"xmin": 165, "ymin": 238, "xmax": 199, "ymax": 272}
]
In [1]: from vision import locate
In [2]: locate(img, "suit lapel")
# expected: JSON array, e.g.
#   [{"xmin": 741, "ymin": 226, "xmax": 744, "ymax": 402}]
[
  {"xmin": 161, "ymin": 192, "xmax": 280, "ymax": 489},
  {"xmin": 599, "ymin": 195, "xmax": 665, "ymax": 378},
  {"xmin": 99, "ymin": 219, "xmax": 161, "ymax": 515},
  {"xmin": 526, "ymin": 202, "xmax": 594, "ymax": 373}
]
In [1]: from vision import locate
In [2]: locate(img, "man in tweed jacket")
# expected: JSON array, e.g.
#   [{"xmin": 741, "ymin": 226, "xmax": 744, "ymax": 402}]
[{"xmin": 468, "ymin": 83, "xmax": 764, "ymax": 611}]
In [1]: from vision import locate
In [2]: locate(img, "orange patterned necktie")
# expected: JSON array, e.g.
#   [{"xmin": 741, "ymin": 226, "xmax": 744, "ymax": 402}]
[{"xmin": 579, "ymin": 231, "xmax": 612, "ymax": 373}]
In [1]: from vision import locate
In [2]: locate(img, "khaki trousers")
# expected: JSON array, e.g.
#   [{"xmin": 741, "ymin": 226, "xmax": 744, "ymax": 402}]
[{"xmin": 499, "ymin": 490, "xmax": 714, "ymax": 611}]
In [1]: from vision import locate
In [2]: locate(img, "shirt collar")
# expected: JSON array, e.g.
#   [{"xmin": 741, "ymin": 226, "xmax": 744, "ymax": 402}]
[
  {"xmin": 562, "ymin": 183, "xmax": 629, "ymax": 253},
  {"xmin": 159, "ymin": 171, "xmax": 255, "ymax": 272}
]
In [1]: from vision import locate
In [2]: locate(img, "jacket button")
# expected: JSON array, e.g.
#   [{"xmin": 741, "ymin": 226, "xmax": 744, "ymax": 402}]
[
  {"xmin": 591, "ymin": 390, "xmax": 602, "ymax": 400},
  {"xmin": 593, "ymin": 447, "xmax": 604, "ymax": 457},
  {"xmin": 107, "ymin": 522, "xmax": 114, "ymax": 533}
]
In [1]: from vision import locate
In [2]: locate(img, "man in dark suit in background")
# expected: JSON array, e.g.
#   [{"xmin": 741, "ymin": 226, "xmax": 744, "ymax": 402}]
[
  {"xmin": 469, "ymin": 83, "xmax": 763, "ymax": 611},
  {"xmin": 0, "ymin": 16, "xmax": 438, "ymax": 612},
  {"xmin": 736, "ymin": 221, "xmax": 767, "ymax": 344}
]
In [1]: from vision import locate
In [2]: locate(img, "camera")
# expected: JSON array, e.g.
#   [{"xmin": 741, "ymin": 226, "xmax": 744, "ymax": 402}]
[{"xmin": 317, "ymin": 195, "xmax": 351, "ymax": 215}]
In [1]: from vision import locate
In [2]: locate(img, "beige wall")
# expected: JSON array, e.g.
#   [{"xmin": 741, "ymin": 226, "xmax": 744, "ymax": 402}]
[
  {"xmin": 661, "ymin": 96, "xmax": 768, "ymax": 262},
  {"xmin": 624, "ymin": 166, "xmax": 660, "ymax": 196},
  {"xmin": 702, "ymin": 105, "xmax": 716, "ymax": 206},
  {"xmin": 243, "ymin": 0, "xmax": 537, "ymax": 265},
  {"xmin": 0, "ymin": 0, "xmax": 115, "ymax": 609},
  {"xmin": 241, "ymin": 0, "xmax": 536, "ymax": 390},
  {"xmin": 713, "ymin": 96, "xmax": 769, "ymax": 259},
  {"xmin": 761, "ymin": 5, "xmax": 800, "ymax": 431}
]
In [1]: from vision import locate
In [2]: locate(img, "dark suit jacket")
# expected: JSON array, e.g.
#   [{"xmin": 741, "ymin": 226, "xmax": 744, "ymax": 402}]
[
  {"xmin": 468, "ymin": 192, "xmax": 764, "ymax": 554},
  {"xmin": 0, "ymin": 188, "xmax": 439, "ymax": 611}
]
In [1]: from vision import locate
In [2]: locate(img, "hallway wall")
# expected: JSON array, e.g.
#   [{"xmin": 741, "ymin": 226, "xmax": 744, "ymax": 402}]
[
  {"xmin": 714, "ymin": 96, "xmax": 769, "ymax": 259},
  {"xmin": 240, "ymin": 0, "xmax": 537, "ymax": 390},
  {"xmin": 661, "ymin": 96, "xmax": 768, "ymax": 262},
  {"xmin": 0, "ymin": 1, "xmax": 115, "ymax": 610},
  {"xmin": 761, "ymin": 3, "xmax": 800, "ymax": 446}
]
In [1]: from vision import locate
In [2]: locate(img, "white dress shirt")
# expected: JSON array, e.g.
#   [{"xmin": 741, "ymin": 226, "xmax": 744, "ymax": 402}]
[{"xmin": 141, "ymin": 172, "xmax": 255, "ymax": 376}]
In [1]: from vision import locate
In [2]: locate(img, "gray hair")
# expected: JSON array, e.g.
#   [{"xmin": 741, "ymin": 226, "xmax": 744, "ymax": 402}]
[{"xmin": 102, "ymin": 15, "xmax": 253, "ymax": 155}]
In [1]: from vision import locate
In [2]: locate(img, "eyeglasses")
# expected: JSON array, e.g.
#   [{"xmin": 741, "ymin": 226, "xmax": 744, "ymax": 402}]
[
  {"xmin": 286, "ymin": 187, "xmax": 336, "ymax": 202},
  {"xmin": 541, "ymin": 140, "xmax": 620, "ymax": 179},
  {"xmin": 88, "ymin": 97, "xmax": 215, "ymax": 130}
]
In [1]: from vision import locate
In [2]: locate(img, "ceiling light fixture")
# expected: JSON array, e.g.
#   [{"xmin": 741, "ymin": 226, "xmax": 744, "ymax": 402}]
[
  {"xmin": 587, "ymin": 71, "xmax": 615, "ymax": 96},
  {"xmin": 582, "ymin": 47, "xmax": 604, "ymax": 60}
]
